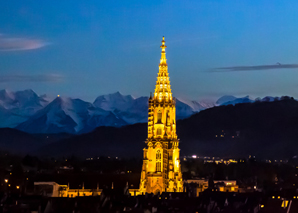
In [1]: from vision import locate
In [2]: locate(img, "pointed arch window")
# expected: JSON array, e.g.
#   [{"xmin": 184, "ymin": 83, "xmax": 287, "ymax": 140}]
[
  {"xmin": 156, "ymin": 150, "xmax": 162, "ymax": 172},
  {"xmin": 156, "ymin": 150, "xmax": 161, "ymax": 160},
  {"xmin": 157, "ymin": 111, "xmax": 162, "ymax": 123},
  {"xmin": 157, "ymin": 128, "xmax": 161, "ymax": 135}
]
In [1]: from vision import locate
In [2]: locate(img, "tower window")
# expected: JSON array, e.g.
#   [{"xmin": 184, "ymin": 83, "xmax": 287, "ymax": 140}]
[
  {"xmin": 157, "ymin": 128, "xmax": 161, "ymax": 135},
  {"xmin": 156, "ymin": 162, "xmax": 161, "ymax": 172},
  {"xmin": 157, "ymin": 111, "xmax": 162, "ymax": 123},
  {"xmin": 156, "ymin": 150, "xmax": 161, "ymax": 172},
  {"xmin": 156, "ymin": 150, "xmax": 161, "ymax": 160}
]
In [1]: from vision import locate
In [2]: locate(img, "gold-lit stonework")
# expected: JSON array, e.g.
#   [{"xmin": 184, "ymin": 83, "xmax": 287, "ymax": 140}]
[{"xmin": 139, "ymin": 37, "xmax": 183, "ymax": 194}]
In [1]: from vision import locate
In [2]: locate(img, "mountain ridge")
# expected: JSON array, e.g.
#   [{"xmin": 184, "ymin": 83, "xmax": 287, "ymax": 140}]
[
  {"xmin": 0, "ymin": 89, "xmax": 289, "ymax": 134},
  {"xmin": 1, "ymin": 98, "xmax": 298, "ymax": 158},
  {"xmin": 35, "ymin": 98, "xmax": 298, "ymax": 158}
]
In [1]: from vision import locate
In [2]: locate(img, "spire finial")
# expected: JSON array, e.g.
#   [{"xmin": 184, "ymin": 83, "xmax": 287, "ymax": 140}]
[{"xmin": 160, "ymin": 36, "xmax": 167, "ymax": 62}]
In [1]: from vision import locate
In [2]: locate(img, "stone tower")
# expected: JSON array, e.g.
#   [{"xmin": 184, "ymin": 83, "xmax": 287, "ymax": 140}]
[{"xmin": 139, "ymin": 37, "xmax": 183, "ymax": 194}]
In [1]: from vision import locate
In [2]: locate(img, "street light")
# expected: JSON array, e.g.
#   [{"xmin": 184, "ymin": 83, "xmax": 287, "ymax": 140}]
[{"xmin": 4, "ymin": 179, "xmax": 8, "ymax": 183}]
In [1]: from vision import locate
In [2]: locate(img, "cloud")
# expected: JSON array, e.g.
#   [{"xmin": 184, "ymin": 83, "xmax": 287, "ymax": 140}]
[
  {"xmin": 0, "ymin": 35, "xmax": 48, "ymax": 51},
  {"xmin": 213, "ymin": 64, "xmax": 298, "ymax": 72},
  {"xmin": 0, "ymin": 74, "xmax": 63, "ymax": 83}
]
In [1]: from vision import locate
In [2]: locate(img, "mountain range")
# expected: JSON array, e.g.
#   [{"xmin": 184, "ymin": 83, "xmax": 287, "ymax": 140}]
[
  {"xmin": 39, "ymin": 97, "xmax": 298, "ymax": 158},
  {"xmin": 0, "ymin": 89, "xmax": 284, "ymax": 134},
  {"xmin": 1, "ymin": 97, "xmax": 297, "ymax": 159}
]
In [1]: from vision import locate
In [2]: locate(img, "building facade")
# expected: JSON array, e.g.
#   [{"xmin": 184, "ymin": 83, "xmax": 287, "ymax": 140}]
[
  {"xmin": 34, "ymin": 181, "xmax": 140, "ymax": 197},
  {"xmin": 139, "ymin": 37, "xmax": 183, "ymax": 194}
]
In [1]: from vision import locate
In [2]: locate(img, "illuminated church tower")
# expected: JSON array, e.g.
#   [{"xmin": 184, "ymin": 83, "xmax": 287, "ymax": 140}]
[{"xmin": 139, "ymin": 37, "xmax": 183, "ymax": 194}]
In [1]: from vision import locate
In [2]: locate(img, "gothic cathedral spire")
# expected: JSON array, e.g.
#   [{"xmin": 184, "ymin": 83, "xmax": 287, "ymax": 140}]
[
  {"xmin": 139, "ymin": 37, "xmax": 183, "ymax": 194},
  {"xmin": 153, "ymin": 36, "xmax": 173, "ymax": 105}
]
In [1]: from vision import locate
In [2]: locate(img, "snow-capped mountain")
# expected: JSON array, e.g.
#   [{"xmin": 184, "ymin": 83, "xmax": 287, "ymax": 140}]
[
  {"xmin": 17, "ymin": 97, "xmax": 127, "ymax": 134},
  {"xmin": 216, "ymin": 95, "xmax": 237, "ymax": 105},
  {"xmin": 112, "ymin": 96, "xmax": 149, "ymax": 124},
  {"xmin": 220, "ymin": 95, "xmax": 254, "ymax": 106},
  {"xmin": 0, "ymin": 89, "xmax": 48, "ymax": 110},
  {"xmin": 0, "ymin": 89, "xmax": 49, "ymax": 127},
  {"xmin": 93, "ymin": 92, "xmax": 148, "ymax": 124},
  {"xmin": 177, "ymin": 98, "xmax": 213, "ymax": 112},
  {"xmin": 93, "ymin": 92, "xmax": 134, "ymax": 111},
  {"xmin": 0, "ymin": 89, "xmax": 283, "ymax": 134},
  {"xmin": 14, "ymin": 91, "xmax": 212, "ymax": 133},
  {"xmin": 175, "ymin": 99, "xmax": 200, "ymax": 119}
]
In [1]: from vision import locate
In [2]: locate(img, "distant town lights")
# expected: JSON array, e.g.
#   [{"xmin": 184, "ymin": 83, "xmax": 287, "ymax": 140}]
[{"xmin": 192, "ymin": 155, "xmax": 197, "ymax": 158}]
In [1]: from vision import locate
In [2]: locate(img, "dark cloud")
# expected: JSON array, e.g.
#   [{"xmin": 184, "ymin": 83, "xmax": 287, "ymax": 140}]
[
  {"xmin": 213, "ymin": 64, "xmax": 298, "ymax": 72},
  {"xmin": 0, "ymin": 35, "xmax": 48, "ymax": 51},
  {"xmin": 0, "ymin": 74, "xmax": 63, "ymax": 83}
]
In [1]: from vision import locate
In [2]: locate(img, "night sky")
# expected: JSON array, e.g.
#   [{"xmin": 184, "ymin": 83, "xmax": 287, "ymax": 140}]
[{"xmin": 1, "ymin": 0, "xmax": 298, "ymax": 101}]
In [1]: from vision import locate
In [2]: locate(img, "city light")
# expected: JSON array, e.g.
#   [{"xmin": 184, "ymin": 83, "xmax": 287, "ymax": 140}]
[{"xmin": 1, "ymin": 1, "xmax": 298, "ymax": 212}]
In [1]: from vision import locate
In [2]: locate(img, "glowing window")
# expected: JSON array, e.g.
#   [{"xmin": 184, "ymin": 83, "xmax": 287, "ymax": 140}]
[
  {"xmin": 157, "ymin": 128, "xmax": 161, "ymax": 135},
  {"xmin": 156, "ymin": 150, "xmax": 161, "ymax": 160},
  {"xmin": 156, "ymin": 162, "xmax": 161, "ymax": 172},
  {"xmin": 157, "ymin": 111, "xmax": 162, "ymax": 123},
  {"xmin": 281, "ymin": 200, "xmax": 289, "ymax": 207}
]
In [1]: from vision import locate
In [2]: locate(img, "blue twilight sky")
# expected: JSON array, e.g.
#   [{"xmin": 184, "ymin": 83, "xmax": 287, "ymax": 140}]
[{"xmin": 1, "ymin": 0, "xmax": 298, "ymax": 101}]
